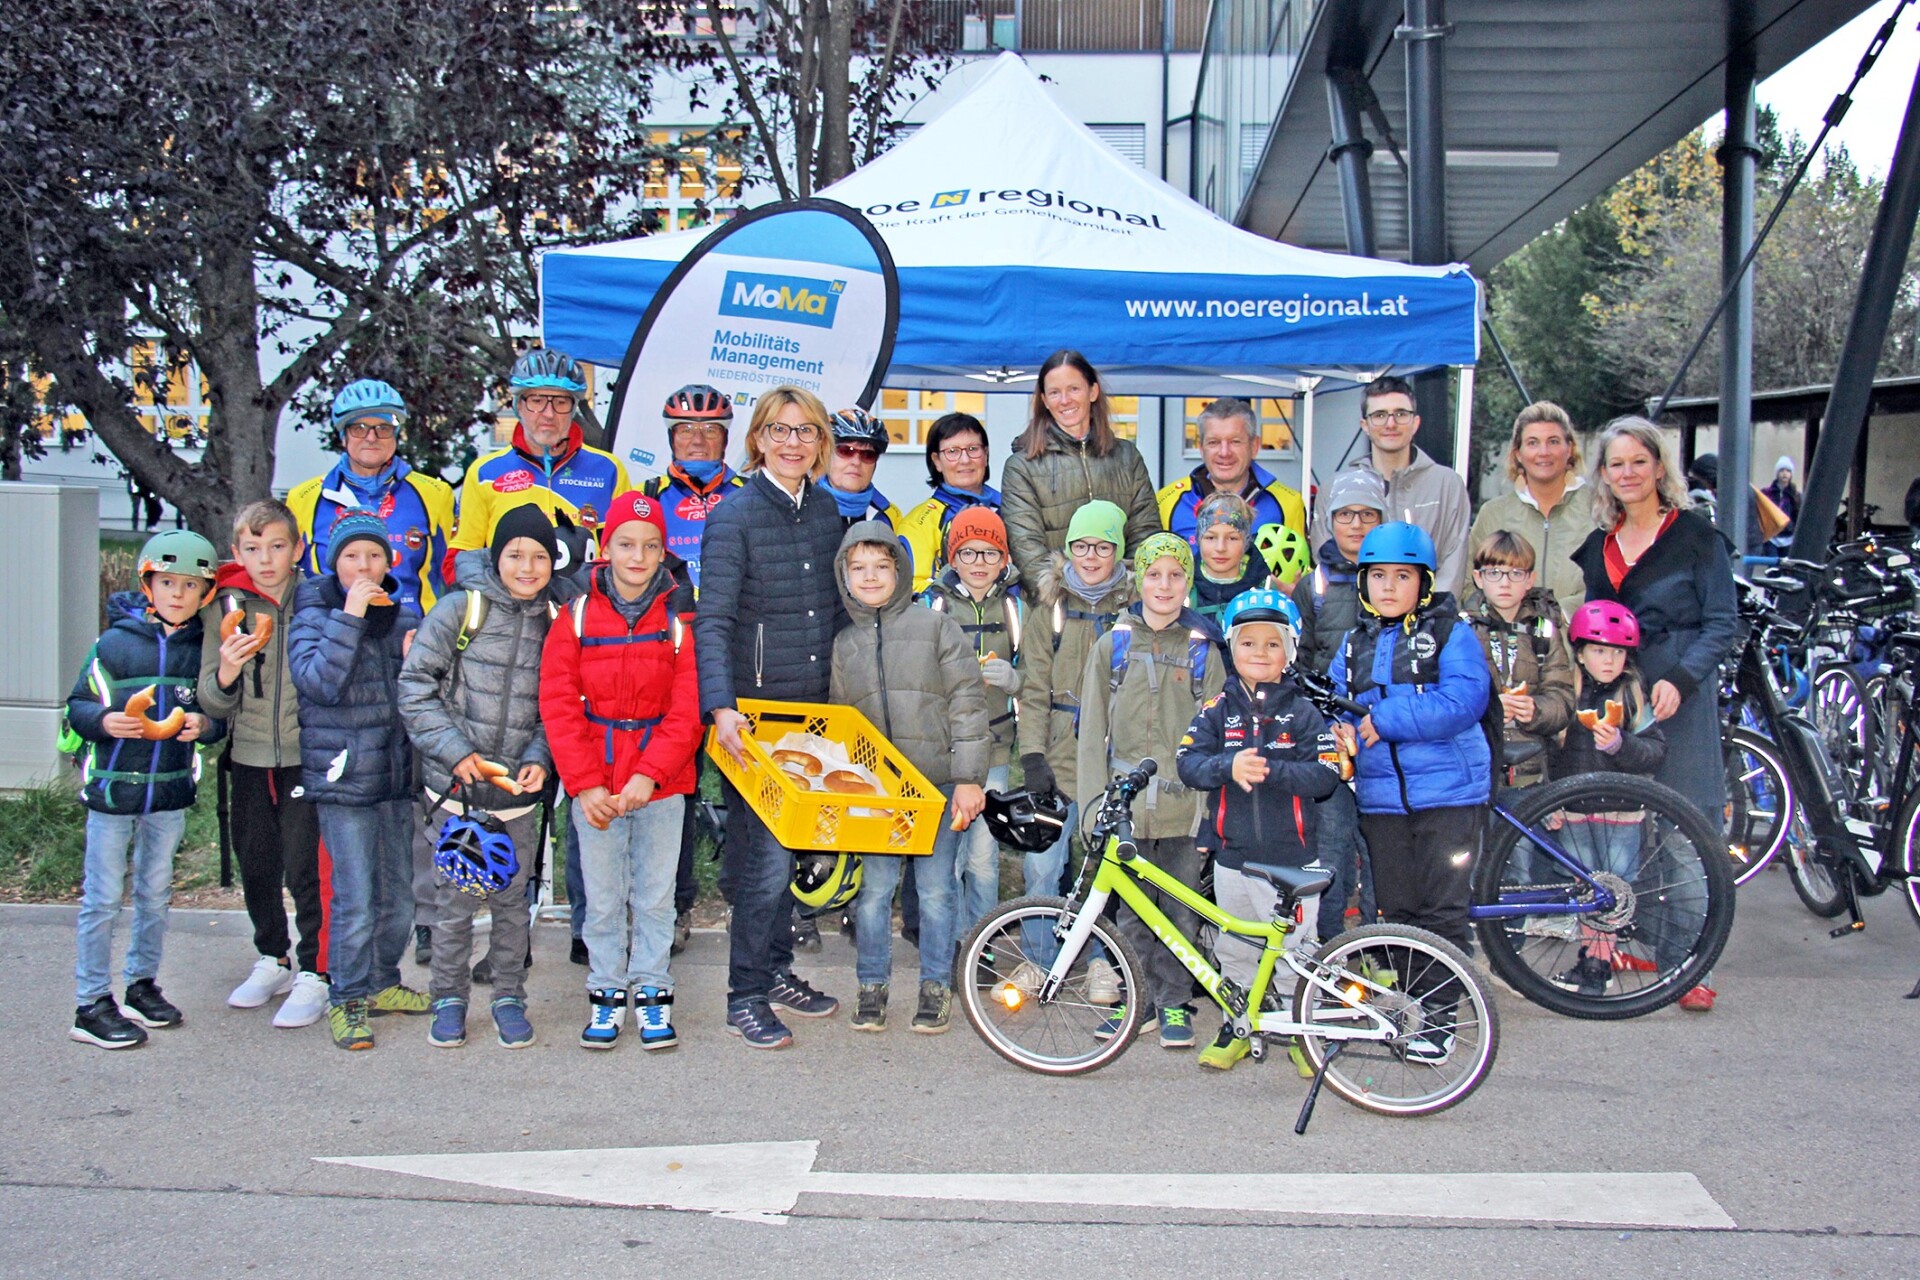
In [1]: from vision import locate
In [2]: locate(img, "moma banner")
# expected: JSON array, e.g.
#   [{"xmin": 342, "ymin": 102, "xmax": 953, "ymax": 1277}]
[{"xmin": 602, "ymin": 199, "xmax": 898, "ymax": 479}]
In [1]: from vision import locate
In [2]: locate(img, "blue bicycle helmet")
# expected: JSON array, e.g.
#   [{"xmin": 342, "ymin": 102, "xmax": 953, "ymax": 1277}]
[
  {"xmin": 330, "ymin": 379, "xmax": 408, "ymax": 428},
  {"xmin": 1356, "ymin": 521, "xmax": 1437, "ymax": 571},
  {"xmin": 435, "ymin": 806, "xmax": 518, "ymax": 897},
  {"xmin": 1222, "ymin": 588, "xmax": 1302, "ymax": 635},
  {"xmin": 509, "ymin": 347, "xmax": 588, "ymax": 395}
]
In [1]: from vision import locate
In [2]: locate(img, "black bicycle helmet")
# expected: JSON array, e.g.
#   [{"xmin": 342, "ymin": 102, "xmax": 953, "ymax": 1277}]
[
  {"xmin": 983, "ymin": 787, "xmax": 1071, "ymax": 853},
  {"xmin": 829, "ymin": 406, "xmax": 890, "ymax": 453}
]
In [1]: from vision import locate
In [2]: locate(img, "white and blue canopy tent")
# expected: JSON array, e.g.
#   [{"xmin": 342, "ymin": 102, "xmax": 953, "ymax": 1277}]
[{"xmin": 540, "ymin": 52, "xmax": 1482, "ymax": 492}]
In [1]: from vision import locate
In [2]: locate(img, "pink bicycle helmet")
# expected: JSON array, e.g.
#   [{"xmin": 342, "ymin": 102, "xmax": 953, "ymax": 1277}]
[{"xmin": 1568, "ymin": 600, "xmax": 1641, "ymax": 649}]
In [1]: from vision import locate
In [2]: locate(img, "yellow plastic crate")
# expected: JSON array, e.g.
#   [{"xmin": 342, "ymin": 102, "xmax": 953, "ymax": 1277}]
[{"xmin": 704, "ymin": 699, "xmax": 947, "ymax": 855}]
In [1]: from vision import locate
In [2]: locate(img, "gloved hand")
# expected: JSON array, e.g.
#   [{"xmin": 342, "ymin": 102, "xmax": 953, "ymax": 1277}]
[
  {"xmin": 1020, "ymin": 752, "xmax": 1057, "ymax": 800},
  {"xmin": 980, "ymin": 657, "xmax": 1018, "ymax": 693}
]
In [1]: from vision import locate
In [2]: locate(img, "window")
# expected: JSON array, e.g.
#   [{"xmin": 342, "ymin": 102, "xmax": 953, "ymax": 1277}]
[
  {"xmin": 1089, "ymin": 124, "xmax": 1147, "ymax": 169},
  {"xmin": 642, "ymin": 128, "xmax": 746, "ymax": 232},
  {"xmin": 877, "ymin": 389, "xmax": 989, "ymax": 446},
  {"xmin": 1181, "ymin": 396, "xmax": 1294, "ymax": 456},
  {"xmin": 130, "ymin": 342, "xmax": 209, "ymax": 445}
]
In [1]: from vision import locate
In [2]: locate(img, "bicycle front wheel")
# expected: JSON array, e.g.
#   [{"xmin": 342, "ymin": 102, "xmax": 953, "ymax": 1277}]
[
  {"xmin": 1811, "ymin": 664, "xmax": 1873, "ymax": 800},
  {"xmin": 1724, "ymin": 728, "xmax": 1792, "ymax": 884},
  {"xmin": 954, "ymin": 895, "xmax": 1145, "ymax": 1076},
  {"xmin": 1293, "ymin": 924, "xmax": 1498, "ymax": 1118},
  {"xmin": 1474, "ymin": 772, "xmax": 1735, "ymax": 1019},
  {"xmin": 1785, "ymin": 819, "xmax": 1849, "ymax": 917}
]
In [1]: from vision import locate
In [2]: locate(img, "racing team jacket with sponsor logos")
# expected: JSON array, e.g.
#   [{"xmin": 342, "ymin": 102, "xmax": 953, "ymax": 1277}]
[
  {"xmin": 1176, "ymin": 676, "xmax": 1339, "ymax": 871},
  {"xmin": 640, "ymin": 463, "xmax": 747, "ymax": 591},
  {"xmin": 445, "ymin": 422, "xmax": 629, "ymax": 582},
  {"xmin": 287, "ymin": 458, "xmax": 455, "ymax": 614}
]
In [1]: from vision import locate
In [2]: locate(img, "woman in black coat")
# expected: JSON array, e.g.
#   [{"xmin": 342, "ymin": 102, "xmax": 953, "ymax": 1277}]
[
  {"xmin": 694, "ymin": 385, "xmax": 848, "ymax": 1049},
  {"xmin": 1571, "ymin": 416, "xmax": 1738, "ymax": 1013}
]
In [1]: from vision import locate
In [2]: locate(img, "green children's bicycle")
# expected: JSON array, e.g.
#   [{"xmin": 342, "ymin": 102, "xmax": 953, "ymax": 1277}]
[{"xmin": 957, "ymin": 760, "xmax": 1498, "ymax": 1128}]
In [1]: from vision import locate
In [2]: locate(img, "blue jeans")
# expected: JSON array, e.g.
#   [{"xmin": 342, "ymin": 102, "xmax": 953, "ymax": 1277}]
[
  {"xmin": 576, "ymin": 796, "xmax": 685, "ymax": 992},
  {"xmin": 1315, "ymin": 785, "xmax": 1377, "ymax": 940},
  {"xmin": 855, "ymin": 787, "xmax": 963, "ymax": 987},
  {"xmin": 318, "ymin": 800, "xmax": 415, "ymax": 1005},
  {"xmin": 722, "ymin": 777, "xmax": 797, "ymax": 1007},
  {"xmin": 1020, "ymin": 800, "xmax": 1083, "ymax": 967},
  {"xmin": 955, "ymin": 764, "xmax": 1008, "ymax": 932},
  {"xmin": 74, "ymin": 808, "xmax": 187, "ymax": 1004}
]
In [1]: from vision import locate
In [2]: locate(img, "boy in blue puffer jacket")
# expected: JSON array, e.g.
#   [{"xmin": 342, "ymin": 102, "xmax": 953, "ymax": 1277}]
[
  {"xmin": 288, "ymin": 509, "xmax": 424, "ymax": 1051},
  {"xmin": 1329, "ymin": 522, "xmax": 1491, "ymax": 960},
  {"xmin": 66, "ymin": 532, "xmax": 224, "ymax": 1049}
]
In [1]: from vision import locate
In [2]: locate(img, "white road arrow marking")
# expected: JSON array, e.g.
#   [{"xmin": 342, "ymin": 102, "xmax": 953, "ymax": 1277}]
[{"xmin": 318, "ymin": 1141, "xmax": 1735, "ymax": 1229}]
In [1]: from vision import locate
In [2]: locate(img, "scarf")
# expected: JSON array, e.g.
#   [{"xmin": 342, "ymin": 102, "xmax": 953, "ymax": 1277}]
[
  {"xmin": 819, "ymin": 479, "xmax": 880, "ymax": 519},
  {"xmin": 1063, "ymin": 560, "xmax": 1127, "ymax": 607}
]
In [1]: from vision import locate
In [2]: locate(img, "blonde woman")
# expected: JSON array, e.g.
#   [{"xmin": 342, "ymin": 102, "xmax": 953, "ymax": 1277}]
[
  {"xmin": 1569, "ymin": 417, "xmax": 1736, "ymax": 1014},
  {"xmin": 1467, "ymin": 401, "xmax": 1597, "ymax": 610},
  {"xmin": 692, "ymin": 385, "xmax": 846, "ymax": 1049}
]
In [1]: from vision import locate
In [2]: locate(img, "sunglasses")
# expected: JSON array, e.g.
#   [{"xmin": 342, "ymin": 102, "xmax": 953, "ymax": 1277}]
[{"xmin": 835, "ymin": 443, "xmax": 881, "ymax": 463}]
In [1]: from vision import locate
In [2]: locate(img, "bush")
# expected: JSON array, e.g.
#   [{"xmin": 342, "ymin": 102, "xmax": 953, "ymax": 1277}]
[{"xmin": 0, "ymin": 768, "xmax": 224, "ymax": 900}]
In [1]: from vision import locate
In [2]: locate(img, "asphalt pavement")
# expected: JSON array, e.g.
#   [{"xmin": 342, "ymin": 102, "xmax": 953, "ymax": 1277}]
[{"xmin": 4, "ymin": 862, "xmax": 1919, "ymax": 1278}]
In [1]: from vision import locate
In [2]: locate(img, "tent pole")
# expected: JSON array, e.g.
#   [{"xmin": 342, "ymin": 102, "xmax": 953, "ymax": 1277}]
[
  {"xmin": 1453, "ymin": 366, "xmax": 1474, "ymax": 479},
  {"xmin": 1298, "ymin": 376, "xmax": 1318, "ymax": 522}
]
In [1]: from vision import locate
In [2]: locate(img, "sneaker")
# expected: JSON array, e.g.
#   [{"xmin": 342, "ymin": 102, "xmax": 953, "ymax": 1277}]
[
  {"xmin": 1358, "ymin": 957, "xmax": 1398, "ymax": 989},
  {"xmin": 1094, "ymin": 1004, "xmax": 1151, "ymax": 1042},
  {"xmin": 329, "ymin": 999, "xmax": 374, "ymax": 1050},
  {"xmin": 1287, "ymin": 1038, "xmax": 1316, "ymax": 1079},
  {"xmin": 368, "ymin": 983, "xmax": 431, "ymax": 1016},
  {"xmin": 580, "ymin": 989, "xmax": 624, "ymax": 1050},
  {"xmin": 635, "ymin": 986, "xmax": 678, "ymax": 1050},
  {"xmin": 911, "ymin": 980, "xmax": 952, "ymax": 1034},
  {"xmin": 272, "ymin": 972, "xmax": 331, "ymax": 1028},
  {"xmin": 1678, "ymin": 984, "xmax": 1717, "ymax": 1013},
  {"xmin": 413, "ymin": 925, "xmax": 431, "ymax": 965},
  {"xmin": 569, "ymin": 936, "xmax": 589, "ymax": 966},
  {"xmin": 1197, "ymin": 1025, "xmax": 1249, "ymax": 1071},
  {"xmin": 429, "ymin": 997, "xmax": 468, "ymax": 1048},
  {"xmin": 1008, "ymin": 960, "xmax": 1046, "ymax": 995},
  {"xmin": 1612, "ymin": 950, "xmax": 1660, "ymax": 974},
  {"xmin": 671, "ymin": 911, "xmax": 692, "ymax": 956},
  {"xmin": 227, "ymin": 955, "xmax": 294, "ymax": 1009},
  {"xmin": 492, "ymin": 996, "xmax": 535, "ymax": 1048},
  {"xmin": 725, "ymin": 999, "xmax": 794, "ymax": 1049},
  {"xmin": 792, "ymin": 915, "xmax": 822, "ymax": 952},
  {"xmin": 1157, "ymin": 1006, "xmax": 1194, "ymax": 1049},
  {"xmin": 121, "ymin": 978, "xmax": 183, "ymax": 1029},
  {"xmin": 1086, "ymin": 957, "xmax": 1121, "ymax": 1005},
  {"xmin": 768, "ymin": 970, "xmax": 839, "ymax": 1018},
  {"xmin": 1401, "ymin": 1031, "xmax": 1453, "ymax": 1065},
  {"xmin": 851, "ymin": 983, "xmax": 888, "ymax": 1032},
  {"xmin": 71, "ymin": 994, "xmax": 147, "ymax": 1049},
  {"xmin": 1553, "ymin": 951, "xmax": 1614, "ymax": 999}
]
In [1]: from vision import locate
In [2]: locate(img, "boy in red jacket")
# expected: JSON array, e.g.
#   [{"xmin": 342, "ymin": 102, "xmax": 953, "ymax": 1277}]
[{"xmin": 541, "ymin": 491, "xmax": 701, "ymax": 1051}]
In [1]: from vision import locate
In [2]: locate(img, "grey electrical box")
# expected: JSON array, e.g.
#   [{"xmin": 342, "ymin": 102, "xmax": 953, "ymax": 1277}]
[{"xmin": 0, "ymin": 485, "xmax": 102, "ymax": 788}]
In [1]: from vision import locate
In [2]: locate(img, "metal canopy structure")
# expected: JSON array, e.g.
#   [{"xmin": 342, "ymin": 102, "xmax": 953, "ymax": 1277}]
[{"xmin": 1230, "ymin": 0, "xmax": 1879, "ymax": 271}]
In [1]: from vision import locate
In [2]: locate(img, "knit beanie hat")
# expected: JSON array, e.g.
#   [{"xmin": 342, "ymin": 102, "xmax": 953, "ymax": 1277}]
[
  {"xmin": 1132, "ymin": 530, "xmax": 1194, "ymax": 582},
  {"xmin": 601, "ymin": 490, "xmax": 669, "ymax": 545},
  {"xmin": 1064, "ymin": 499, "xmax": 1126, "ymax": 550},
  {"xmin": 1323, "ymin": 467, "xmax": 1389, "ymax": 517},
  {"xmin": 1194, "ymin": 490, "xmax": 1253, "ymax": 537},
  {"xmin": 328, "ymin": 509, "xmax": 392, "ymax": 572},
  {"xmin": 491, "ymin": 504, "xmax": 560, "ymax": 571},
  {"xmin": 945, "ymin": 506, "xmax": 1008, "ymax": 557}
]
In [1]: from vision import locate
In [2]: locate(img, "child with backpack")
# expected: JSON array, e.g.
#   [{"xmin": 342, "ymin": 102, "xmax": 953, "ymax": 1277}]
[
  {"xmin": 1175, "ymin": 589, "xmax": 1340, "ymax": 1071},
  {"xmin": 1188, "ymin": 492, "xmax": 1271, "ymax": 633},
  {"xmin": 67, "ymin": 532, "xmax": 224, "ymax": 1048},
  {"xmin": 918, "ymin": 506, "xmax": 1023, "ymax": 931},
  {"xmin": 540, "ymin": 492, "xmax": 703, "ymax": 1051},
  {"xmin": 1077, "ymin": 532, "xmax": 1227, "ymax": 1049},
  {"xmin": 399, "ymin": 506, "xmax": 575, "ymax": 1050},
  {"xmin": 288, "ymin": 509, "xmax": 425, "ymax": 1050},
  {"xmin": 1462, "ymin": 530, "xmax": 1576, "ymax": 788},
  {"xmin": 834, "ymin": 520, "xmax": 991, "ymax": 1034}
]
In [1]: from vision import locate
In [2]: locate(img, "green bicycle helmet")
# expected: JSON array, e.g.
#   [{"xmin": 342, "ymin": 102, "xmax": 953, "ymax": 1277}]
[
  {"xmin": 1253, "ymin": 522, "xmax": 1311, "ymax": 581},
  {"xmin": 136, "ymin": 530, "xmax": 218, "ymax": 586},
  {"xmin": 791, "ymin": 852, "xmax": 862, "ymax": 915}
]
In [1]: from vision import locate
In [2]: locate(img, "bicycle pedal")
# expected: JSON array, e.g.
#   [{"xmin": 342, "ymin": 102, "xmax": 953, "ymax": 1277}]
[{"xmin": 1246, "ymin": 1036, "xmax": 1267, "ymax": 1062}]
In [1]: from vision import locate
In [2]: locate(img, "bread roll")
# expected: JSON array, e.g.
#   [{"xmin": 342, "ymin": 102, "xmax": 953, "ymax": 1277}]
[{"xmin": 822, "ymin": 769, "xmax": 880, "ymax": 795}]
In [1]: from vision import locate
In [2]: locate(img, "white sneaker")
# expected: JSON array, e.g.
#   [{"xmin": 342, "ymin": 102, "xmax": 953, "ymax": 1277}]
[
  {"xmin": 228, "ymin": 955, "xmax": 295, "ymax": 1008},
  {"xmin": 1009, "ymin": 961, "xmax": 1046, "ymax": 994},
  {"xmin": 272, "ymin": 972, "xmax": 330, "ymax": 1028},
  {"xmin": 1087, "ymin": 958, "xmax": 1121, "ymax": 1005}
]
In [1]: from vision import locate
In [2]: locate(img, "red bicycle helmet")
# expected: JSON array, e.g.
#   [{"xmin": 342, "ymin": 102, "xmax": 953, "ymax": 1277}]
[
  {"xmin": 1568, "ymin": 600, "xmax": 1641, "ymax": 649},
  {"xmin": 663, "ymin": 383, "xmax": 733, "ymax": 423}
]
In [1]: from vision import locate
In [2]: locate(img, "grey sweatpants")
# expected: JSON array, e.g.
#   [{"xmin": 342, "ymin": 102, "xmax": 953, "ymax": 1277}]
[
  {"xmin": 1211, "ymin": 862, "xmax": 1318, "ymax": 994},
  {"xmin": 426, "ymin": 804, "xmax": 541, "ymax": 1002}
]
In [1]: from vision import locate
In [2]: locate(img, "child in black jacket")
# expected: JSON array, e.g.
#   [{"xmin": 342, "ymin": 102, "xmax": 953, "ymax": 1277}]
[{"xmin": 1176, "ymin": 589, "xmax": 1339, "ymax": 1071}]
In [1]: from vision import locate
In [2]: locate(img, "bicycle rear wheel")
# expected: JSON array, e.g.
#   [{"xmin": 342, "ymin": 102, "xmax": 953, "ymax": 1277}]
[
  {"xmin": 1811, "ymin": 664, "xmax": 1873, "ymax": 800},
  {"xmin": 954, "ymin": 895, "xmax": 1145, "ymax": 1076},
  {"xmin": 1473, "ymin": 772, "xmax": 1735, "ymax": 1019},
  {"xmin": 1293, "ymin": 924, "xmax": 1498, "ymax": 1118},
  {"xmin": 1785, "ymin": 820, "xmax": 1849, "ymax": 917},
  {"xmin": 1724, "ymin": 728, "xmax": 1791, "ymax": 884}
]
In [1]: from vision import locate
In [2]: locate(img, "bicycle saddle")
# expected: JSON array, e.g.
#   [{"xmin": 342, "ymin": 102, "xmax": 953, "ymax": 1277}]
[
  {"xmin": 1243, "ymin": 862, "xmax": 1334, "ymax": 903},
  {"xmin": 1504, "ymin": 739, "xmax": 1544, "ymax": 767}
]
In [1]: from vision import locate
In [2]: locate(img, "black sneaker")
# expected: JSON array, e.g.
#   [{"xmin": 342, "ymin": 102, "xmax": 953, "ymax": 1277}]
[
  {"xmin": 120, "ymin": 978, "xmax": 183, "ymax": 1028},
  {"xmin": 792, "ymin": 915, "xmax": 822, "ymax": 952},
  {"xmin": 569, "ymin": 936, "xmax": 589, "ymax": 966},
  {"xmin": 851, "ymin": 983, "xmax": 888, "ymax": 1032},
  {"xmin": 71, "ymin": 995, "xmax": 147, "ymax": 1049},
  {"xmin": 413, "ymin": 924, "xmax": 431, "ymax": 965},
  {"xmin": 911, "ymin": 980, "xmax": 951, "ymax": 1034},
  {"xmin": 768, "ymin": 969, "xmax": 839, "ymax": 1018},
  {"xmin": 1554, "ymin": 951, "xmax": 1614, "ymax": 999},
  {"xmin": 725, "ymin": 999, "xmax": 794, "ymax": 1049}
]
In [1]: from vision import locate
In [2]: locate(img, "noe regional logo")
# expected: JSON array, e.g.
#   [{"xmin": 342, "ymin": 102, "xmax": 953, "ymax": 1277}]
[
  {"xmin": 861, "ymin": 187, "xmax": 1167, "ymax": 229},
  {"xmin": 717, "ymin": 270, "xmax": 845, "ymax": 329}
]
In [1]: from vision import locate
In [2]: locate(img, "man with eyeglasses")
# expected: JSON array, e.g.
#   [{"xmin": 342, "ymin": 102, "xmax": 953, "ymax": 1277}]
[
  {"xmin": 446, "ymin": 348, "xmax": 629, "ymax": 582},
  {"xmin": 1156, "ymin": 397, "xmax": 1306, "ymax": 557},
  {"xmin": 1310, "ymin": 375, "xmax": 1471, "ymax": 595},
  {"xmin": 289, "ymin": 379, "xmax": 455, "ymax": 614},
  {"xmin": 638, "ymin": 384, "xmax": 746, "ymax": 591}
]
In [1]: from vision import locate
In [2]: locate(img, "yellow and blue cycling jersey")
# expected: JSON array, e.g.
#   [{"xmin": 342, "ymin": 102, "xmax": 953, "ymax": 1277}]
[
  {"xmin": 287, "ymin": 459, "xmax": 455, "ymax": 613},
  {"xmin": 448, "ymin": 423, "xmax": 629, "ymax": 576}
]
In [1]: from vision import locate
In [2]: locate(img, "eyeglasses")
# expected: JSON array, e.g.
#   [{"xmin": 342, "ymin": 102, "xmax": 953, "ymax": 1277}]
[
  {"xmin": 834, "ymin": 442, "xmax": 881, "ymax": 463},
  {"xmin": 1330, "ymin": 509, "xmax": 1382, "ymax": 526},
  {"xmin": 1068, "ymin": 540, "xmax": 1117, "ymax": 558},
  {"xmin": 765, "ymin": 421, "xmax": 821, "ymax": 443},
  {"xmin": 953, "ymin": 546, "xmax": 1004, "ymax": 565},
  {"xmin": 938, "ymin": 443, "xmax": 985, "ymax": 461},
  {"xmin": 344, "ymin": 422, "xmax": 397, "ymax": 441},
  {"xmin": 520, "ymin": 394, "xmax": 576, "ymax": 415},
  {"xmin": 671, "ymin": 422, "xmax": 725, "ymax": 438},
  {"xmin": 1365, "ymin": 409, "xmax": 1418, "ymax": 427},
  {"xmin": 1475, "ymin": 567, "xmax": 1532, "ymax": 584}
]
